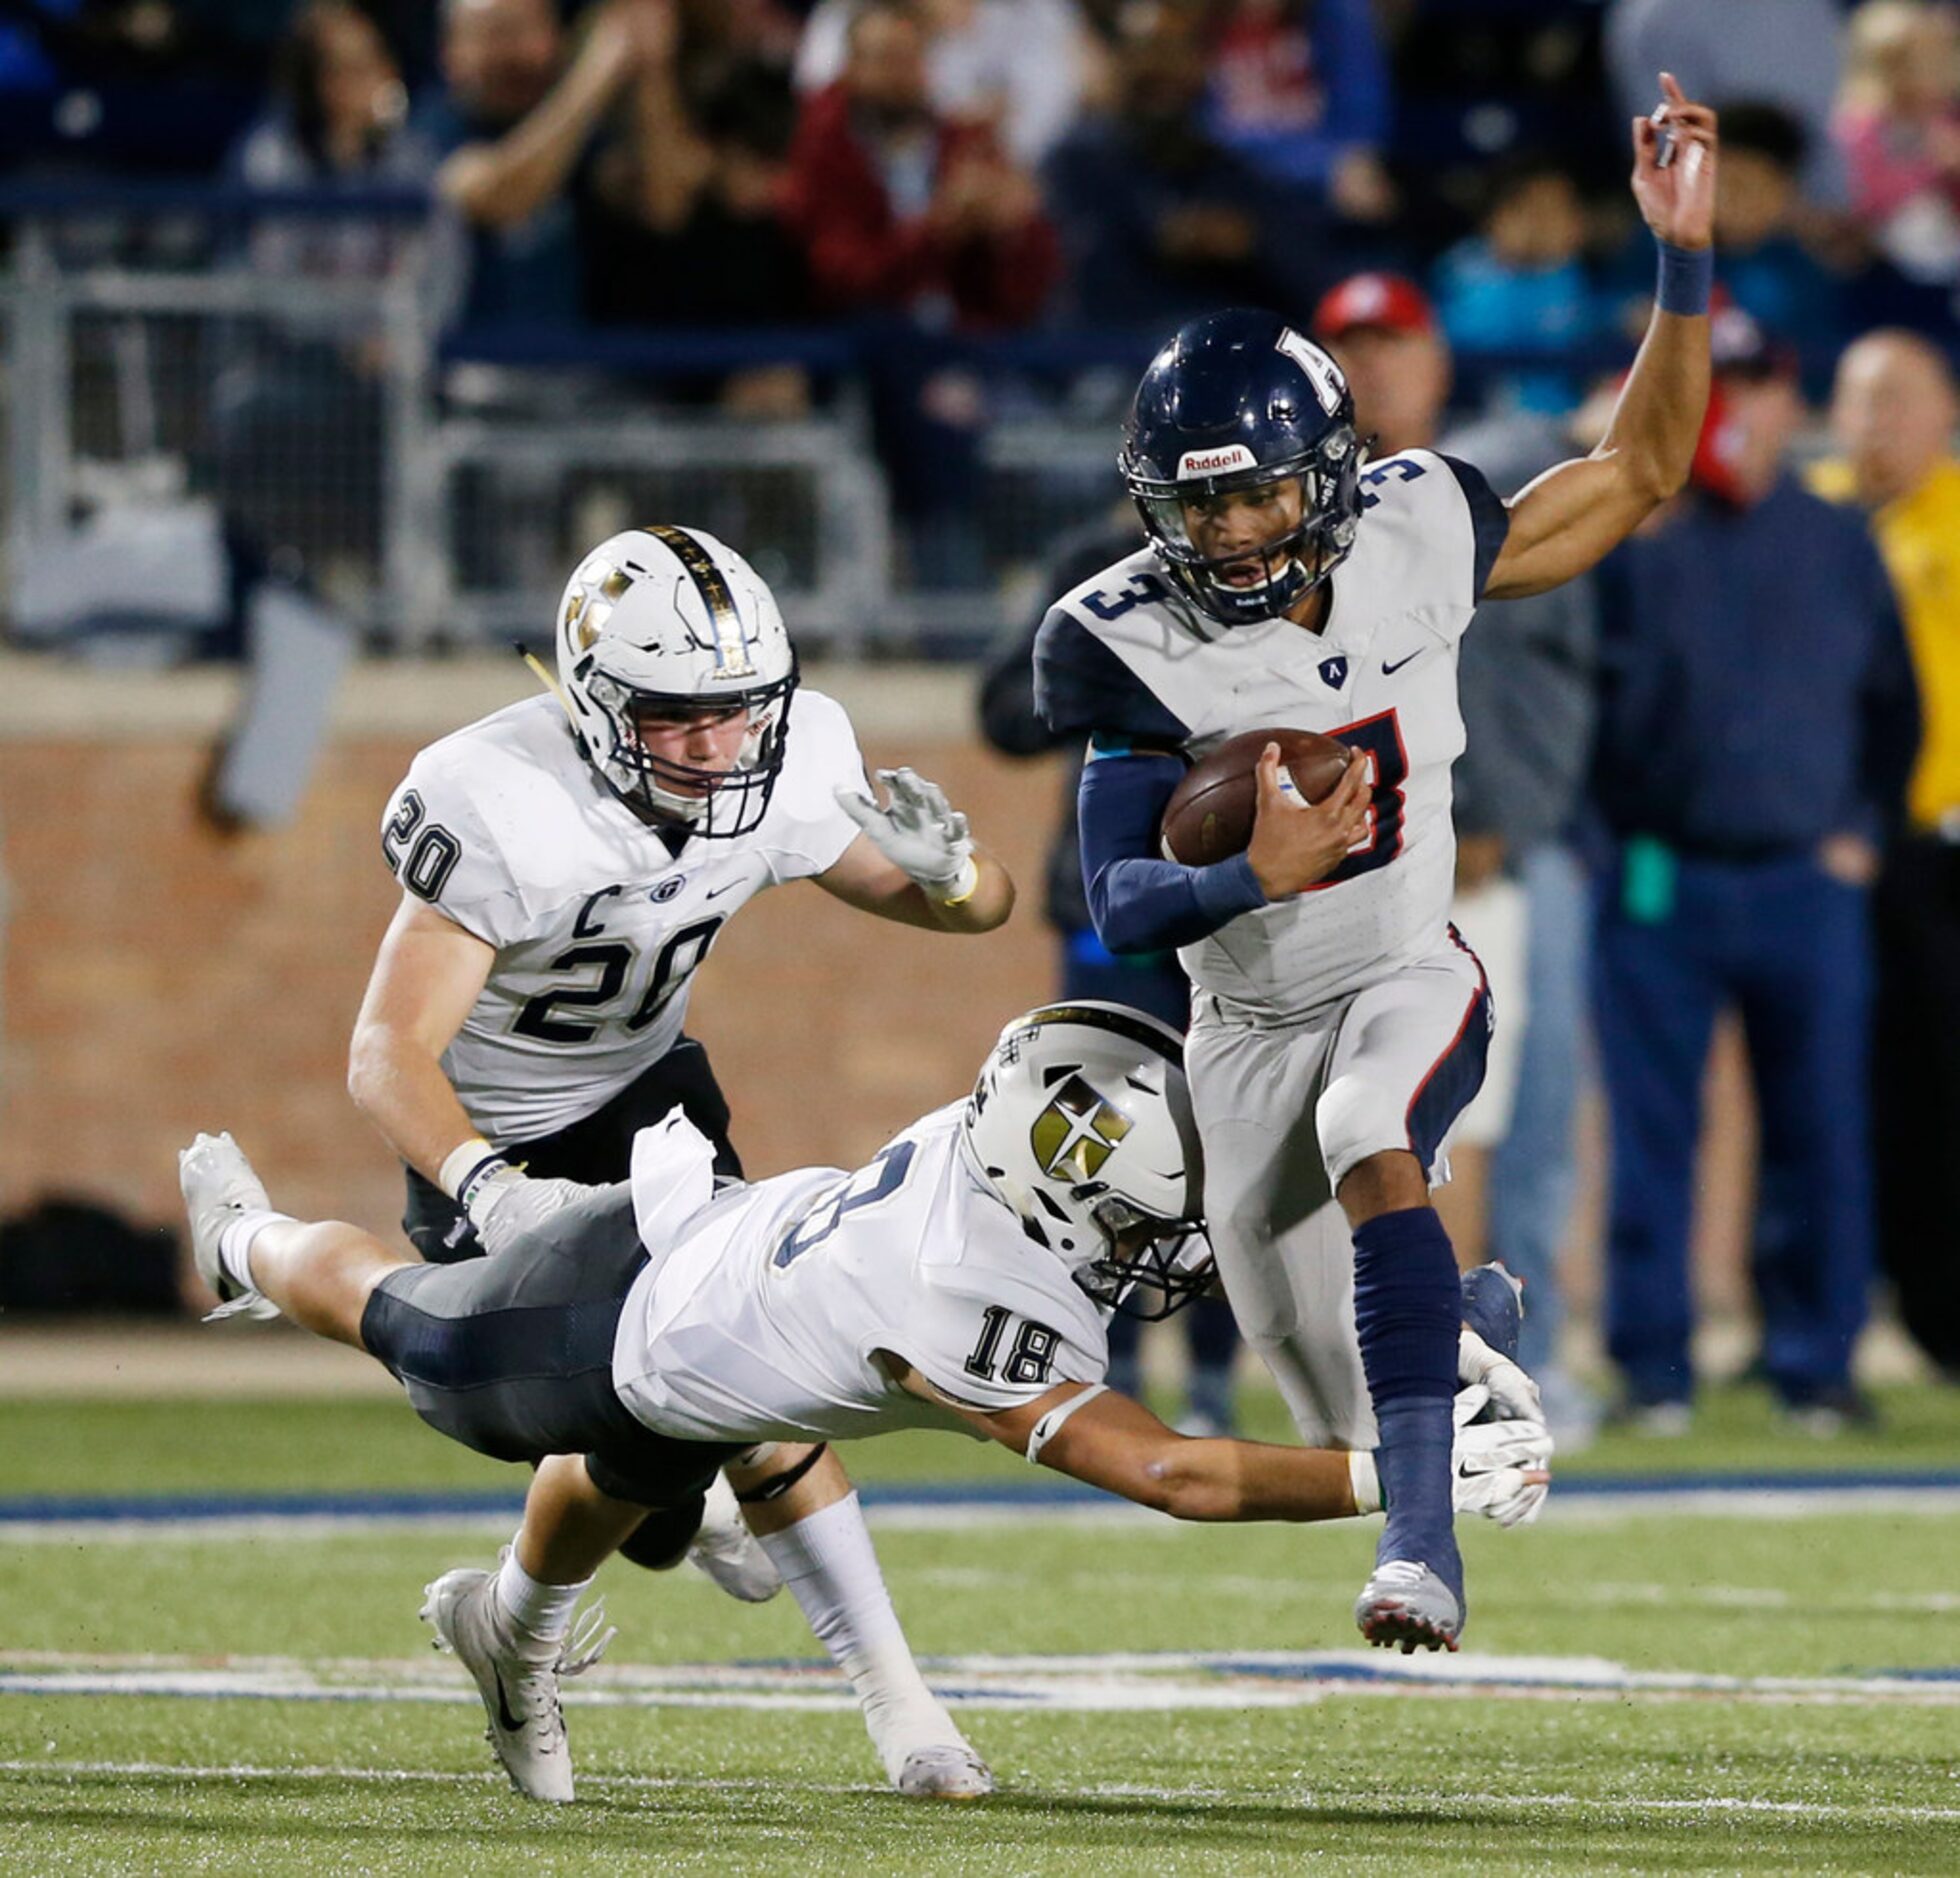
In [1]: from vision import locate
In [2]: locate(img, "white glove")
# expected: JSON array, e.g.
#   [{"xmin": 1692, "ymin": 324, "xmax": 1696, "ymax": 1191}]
[
  {"xmin": 834, "ymin": 768, "xmax": 977, "ymax": 900},
  {"xmin": 466, "ymin": 1165, "xmax": 601, "ymax": 1259},
  {"xmin": 1450, "ymin": 1384, "xmax": 1554, "ymax": 1527},
  {"xmin": 1458, "ymin": 1325, "xmax": 1544, "ymax": 1422}
]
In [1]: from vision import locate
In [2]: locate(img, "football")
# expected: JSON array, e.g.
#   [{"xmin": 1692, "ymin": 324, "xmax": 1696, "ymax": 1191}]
[{"xmin": 1159, "ymin": 727, "xmax": 1353, "ymax": 866}]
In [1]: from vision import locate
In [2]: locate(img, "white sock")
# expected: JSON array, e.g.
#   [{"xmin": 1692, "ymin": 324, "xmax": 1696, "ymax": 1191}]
[
  {"xmin": 216, "ymin": 1209, "xmax": 290, "ymax": 1295},
  {"xmin": 757, "ymin": 1492, "xmax": 965, "ymax": 1781},
  {"xmin": 494, "ymin": 1540, "xmax": 590, "ymax": 1646}
]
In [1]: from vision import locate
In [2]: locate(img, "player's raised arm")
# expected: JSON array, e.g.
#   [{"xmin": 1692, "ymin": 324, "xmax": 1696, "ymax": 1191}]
[{"xmin": 1480, "ymin": 74, "xmax": 1716, "ymax": 601}]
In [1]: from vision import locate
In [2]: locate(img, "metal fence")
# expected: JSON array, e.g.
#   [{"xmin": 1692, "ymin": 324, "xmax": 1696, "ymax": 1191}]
[{"xmin": 0, "ymin": 189, "xmax": 1170, "ymax": 657}]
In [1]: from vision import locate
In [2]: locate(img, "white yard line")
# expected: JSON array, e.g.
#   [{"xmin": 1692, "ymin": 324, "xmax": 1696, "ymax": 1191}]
[
  {"xmin": 1, "ymin": 1757, "xmax": 1956, "ymax": 1823},
  {"xmin": 3, "ymin": 1648, "xmax": 1955, "ymax": 1711}
]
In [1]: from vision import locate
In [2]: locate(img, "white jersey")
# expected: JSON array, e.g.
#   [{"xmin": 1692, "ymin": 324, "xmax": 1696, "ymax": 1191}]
[
  {"xmin": 612, "ymin": 1104, "xmax": 1109, "ymax": 1445},
  {"xmin": 1034, "ymin": 450, "xmax": 1508, "ymax": 1022},
  {"xmin": 380, "ymin": 689, "xmax": 867, "ymax": 1142}
]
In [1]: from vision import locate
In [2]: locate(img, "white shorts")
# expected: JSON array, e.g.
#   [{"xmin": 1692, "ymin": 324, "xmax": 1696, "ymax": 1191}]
[{"xmin": 1185, "ymin": 934, "xmax": 1491, "ymax": 1448}]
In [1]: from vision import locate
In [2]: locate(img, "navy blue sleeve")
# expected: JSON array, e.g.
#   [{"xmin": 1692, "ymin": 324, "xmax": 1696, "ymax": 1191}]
[
  {"xmin": 1034, "ymin": 608, "xmax": 1192, "ymax": 747},
  {"xmin": 1437, "ymin": 453, "xmax": 1511, "ymax": 602},
  {"xmin": 1079, "ymin": 752, "xmax": 1266, "ymax": 955}
]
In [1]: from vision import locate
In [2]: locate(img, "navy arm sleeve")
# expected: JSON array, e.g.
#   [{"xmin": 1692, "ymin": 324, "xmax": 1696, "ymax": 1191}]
[
  {"xmin": 1079, "ymin": 751, "xmax": 1267, "ymax": 955},
  {"xmin": 1035, "ymin": 602, "xmax": 1263, "ymax": 952}
]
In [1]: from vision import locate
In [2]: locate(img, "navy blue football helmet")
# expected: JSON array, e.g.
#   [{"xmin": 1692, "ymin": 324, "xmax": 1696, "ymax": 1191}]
[{"xmin": 1120, "ymin": 308, "xmax": 1364, "ymax": 628}]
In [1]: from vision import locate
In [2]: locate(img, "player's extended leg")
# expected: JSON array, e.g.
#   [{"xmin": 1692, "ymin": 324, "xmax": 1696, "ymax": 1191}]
[
  {"xmin": 728, "ymin": 1442, "xmax": 993, "ymax": 1800},
  {"xmin": 1318, "ymin": 946, "xmax": 1494, "ymax": 1654},
  {"xmin": 179, "ymin": 1131, "xmax": 408, "ymax": 1342}
]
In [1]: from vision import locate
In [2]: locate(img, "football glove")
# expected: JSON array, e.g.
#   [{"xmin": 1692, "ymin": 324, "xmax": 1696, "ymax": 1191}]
[
  {"xmin": 835, "ymin": 768, "xmax": 977, "ymax": 901},
  {"xmin": 1450, "ymin": 1385, "xmax": 1554, "ymax": 1527},
  {"xmin": 1457, "ymin": 1325, "xmax": 1544, "ymax": 1423},
  {"xmin": 466, "ymin": 1166, "xmax": 601, "ymax": 1259}
]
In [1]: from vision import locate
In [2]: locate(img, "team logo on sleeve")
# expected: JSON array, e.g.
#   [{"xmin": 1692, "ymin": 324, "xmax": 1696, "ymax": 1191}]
[{"xmin": 1030, "ymin": 1075, "xmax": 1133, "ymax": 1182}]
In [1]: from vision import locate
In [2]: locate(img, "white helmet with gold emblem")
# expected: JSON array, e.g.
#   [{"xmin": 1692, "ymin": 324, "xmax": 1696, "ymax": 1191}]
[
  {"xmin": 961, "ymin": 1002, "xmax": 1213, "ymax": 1319},
  {"xmin": 554, "ymin": 524, "xmax": 798, "ymax": 837}
]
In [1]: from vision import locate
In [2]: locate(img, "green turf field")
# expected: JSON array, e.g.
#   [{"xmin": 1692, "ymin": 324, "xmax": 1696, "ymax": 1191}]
[{"xmin": 3, "ymin": 1385, "xmax": 1957, "ymax": 1874}]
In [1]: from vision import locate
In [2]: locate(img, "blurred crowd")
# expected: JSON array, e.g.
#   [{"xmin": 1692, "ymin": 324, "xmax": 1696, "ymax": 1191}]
[{"xmin": 3, "ymin": 0, "xmax": 1958, "ymax": 373}]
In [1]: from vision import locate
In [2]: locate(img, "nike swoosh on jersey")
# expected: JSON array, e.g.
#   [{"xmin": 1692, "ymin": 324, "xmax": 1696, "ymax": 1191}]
[{"xmin": 1381, "ymin": 649, "xmax": 1427, "ymax": 675}]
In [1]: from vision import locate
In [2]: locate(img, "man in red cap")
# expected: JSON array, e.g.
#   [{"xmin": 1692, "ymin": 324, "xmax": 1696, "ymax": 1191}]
[{"xmin": 1312, "ymin": 272, "xmax": 1454, "ymax": 456}]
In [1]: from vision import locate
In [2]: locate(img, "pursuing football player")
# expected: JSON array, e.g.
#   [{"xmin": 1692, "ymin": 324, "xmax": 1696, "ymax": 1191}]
[
  {"xmin": 1033, "ymin": 76, "xmax": 1717, "ymax": 1651},
  {"xmin": 343, "ymin": 523, "xmax": 1013, "ymax": 1794},
  {"xmin": 180, "ymin": 1002, "xmax": 1549, "ymax": 1804}
]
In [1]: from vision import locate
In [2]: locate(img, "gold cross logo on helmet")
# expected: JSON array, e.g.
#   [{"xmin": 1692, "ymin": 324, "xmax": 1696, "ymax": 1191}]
[{"xmin": 1029, "ymin": 1074, "xmax": 1133, "ymax": 1183}]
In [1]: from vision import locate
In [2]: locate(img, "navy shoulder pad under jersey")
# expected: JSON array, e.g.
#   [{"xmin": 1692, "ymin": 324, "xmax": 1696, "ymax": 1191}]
[{"xmin": 1033, "ymin": 547, "xmax": 1193, "ymax": 750}]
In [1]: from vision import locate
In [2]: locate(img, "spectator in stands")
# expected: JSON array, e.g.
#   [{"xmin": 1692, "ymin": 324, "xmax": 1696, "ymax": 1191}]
[
  {"xmin": 1200, "ymin": 0, "xmax": 1395, "ymax": 224},
  {"xmin": 1588, "ymin": 307, "xmax": 1920, "ymax": 1435},
  {"xmin": 228, "ymin": 1, "xmax": 429, "ymax": 290},
  {"xmin": 795, "ymin": 0, "xmax": 1089, "ymax": 168},
  {"xmin": 1834, "ymin": 0, "xmax": 1960, "ymax": 291},
  {"xmin": 780, "ymin": 0, "xmax": 1060, "ymax": 585},
  {"xmin": 416, "ymin": 0, "xmax": 653, "ymax": 329},
  {"xmin": 585, "ymin": 60, "xmax": 814, "ymax": 415},
  {"xmin": 1811, "ymin": 331, "xmax": 1960, "ymax": 1385},
  {"xmin": 1605, "ymin": 0, "xmax": 1848, "ymax": 207},
  {"xmin": 1708, "ymin": 103, "xmax": 1845, "ymax": 389},
  {"xmin": 979, "ymin": 515, "xmax": 1244, "ymax": 1436},
  {"xmin": 1042, "ymin": 0, "xmax": 1329, "ymax": 330},
  {"xmin": 779, "ymin": 0, "xmax": 1059, "ymax": 330},
  {"xmin": 1432, "ymin": 153, "xmax": 1604, "ymax": 415},
  {"xmin": 1313, "ymin": 272, "xmax": 1600, "ymax": 1447}
]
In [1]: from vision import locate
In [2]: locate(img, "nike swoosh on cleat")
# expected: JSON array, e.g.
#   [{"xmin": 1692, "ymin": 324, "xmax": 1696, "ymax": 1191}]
[
  {"xmin": 1381, "ymin": 650, "xmax": 1425, "ymax": 675},
  {"xmin": 494, "ymin": 1671, "xmax": 524, "ymax": 1735}
]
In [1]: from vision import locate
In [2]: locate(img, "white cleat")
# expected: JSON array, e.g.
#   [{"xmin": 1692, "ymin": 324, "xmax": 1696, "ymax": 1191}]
[
  {"xmin": 685, "ymin": 1473, "xmax": 783, "ymax": 1603},
  {"xmin": 420, "ymin": 1566, "xmax": 614, "ymax": 1804},
  {"xmin": 1354, "ymin": 1559, "xmax": 1463, "ymax": 1655},
  {"xmin": 896, "ymin": 1743, "xmax": 995, "ymax": 1800},
  {"xmin": 176, "ymin": 1130, "xmax": 281, "ymax": 1322}
]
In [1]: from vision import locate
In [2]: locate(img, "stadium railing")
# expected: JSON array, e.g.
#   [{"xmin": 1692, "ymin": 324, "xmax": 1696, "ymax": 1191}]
[{"xmin": 3, "ymin": 181, "xmax": 1679, "ymax": 659}]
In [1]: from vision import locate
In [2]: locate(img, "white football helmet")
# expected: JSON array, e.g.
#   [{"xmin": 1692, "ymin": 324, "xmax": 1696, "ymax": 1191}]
[
  {"xmin": 962, "ymin": 1001, "xmax": 1212, "ymax": 1320},
  {"xmin": 554, "ymin": 524, "xmax": 798, "ymax": 837}
]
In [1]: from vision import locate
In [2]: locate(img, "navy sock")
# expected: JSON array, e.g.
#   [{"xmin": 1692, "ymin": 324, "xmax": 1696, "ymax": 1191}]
[{"xmin": 1353, "ymin": 1207, "xmax": 1461, "ymax": 1587}]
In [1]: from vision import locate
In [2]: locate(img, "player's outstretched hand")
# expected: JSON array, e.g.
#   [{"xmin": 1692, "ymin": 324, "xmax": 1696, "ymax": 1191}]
[
  {"xmin": 1451, "ymin": 1390, "xmax": 1553, "ymax": 1528},
  {"xmin": 1246, "ymin": 742, "xmax": 1370, "ymax": 900},
  {"xmin": 835, "ymin": 767, "xmax": 976, "ymax": 895},
  {"xmin": 472, "ymin": 1172, "xmax": 601, "ymax": 1260},
  {"xmin": 1632, "ymin": 72, "xmax": 1716, "ymax": 252}
]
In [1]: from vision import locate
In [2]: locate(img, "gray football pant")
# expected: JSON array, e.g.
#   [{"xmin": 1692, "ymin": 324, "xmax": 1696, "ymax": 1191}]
[{"xmin": 1185, "ymin": 941, "xmax": 1490, "ymax": 1450}]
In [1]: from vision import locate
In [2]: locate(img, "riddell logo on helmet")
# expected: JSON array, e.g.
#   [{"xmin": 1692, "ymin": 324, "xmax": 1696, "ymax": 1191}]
[{"xmin": 1177, "ymin": 445, "xmax": 1257, "ymax": 479}]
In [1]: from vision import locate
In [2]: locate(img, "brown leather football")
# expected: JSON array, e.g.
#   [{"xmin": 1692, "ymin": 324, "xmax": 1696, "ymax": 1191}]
[{"xmin": 1159, "ymin": 727, "xmax": 1352, "ymax": 866}]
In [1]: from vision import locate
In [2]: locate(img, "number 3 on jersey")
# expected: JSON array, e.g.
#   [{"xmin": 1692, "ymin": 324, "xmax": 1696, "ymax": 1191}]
[
  {"xmin": 1313, "ymin": 709, "xmax": 1409, "ymax": 889},
  {"xmin": 773, "ymin": 1140, "xmax": 918, "ymax": 1267}
]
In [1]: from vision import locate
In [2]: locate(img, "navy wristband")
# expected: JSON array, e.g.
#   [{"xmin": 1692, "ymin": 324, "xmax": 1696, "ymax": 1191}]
[{"xmin": 1655, "ymin": 239, "xmax": 1713, "ymax": 316}]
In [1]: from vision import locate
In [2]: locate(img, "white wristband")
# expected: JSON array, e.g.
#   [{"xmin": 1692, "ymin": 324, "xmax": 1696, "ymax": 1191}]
[
  {"xmin": 1024, "ymin": 1383, "xmax": 1110, "ymax": 1463},
  {"xmin": 438, "ymin": 1136, "xmax": 502, "ymax": 1202},
  {"xmin": 925, "ymin": 854, "xmax": 981, "ymax": 907},
  {"xmin": 1348, "ymin": 1449, "xmax": 1383, "ymax": 1516}
]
